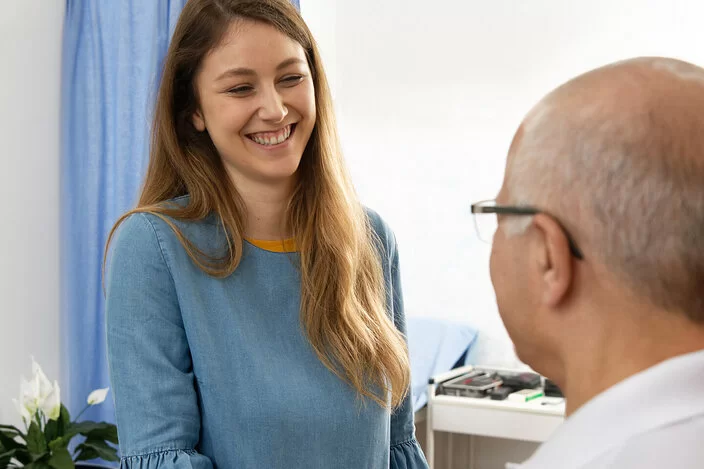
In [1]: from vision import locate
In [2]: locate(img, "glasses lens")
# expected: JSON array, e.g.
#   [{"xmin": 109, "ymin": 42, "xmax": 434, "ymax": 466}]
[{"xmin": 472, "ymin": 201, "xmax": 498, "ymax": 243}]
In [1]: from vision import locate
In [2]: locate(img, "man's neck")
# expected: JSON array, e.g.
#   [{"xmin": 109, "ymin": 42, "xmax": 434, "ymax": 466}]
[{"xmin": 560, "ymin": 309, "xmax": 704, "ymax": 416}]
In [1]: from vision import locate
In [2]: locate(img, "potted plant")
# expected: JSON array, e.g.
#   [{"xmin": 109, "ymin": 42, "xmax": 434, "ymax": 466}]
[{"xmin": 0, "ymin": 359, "xmax": 119, "ymax": 468}]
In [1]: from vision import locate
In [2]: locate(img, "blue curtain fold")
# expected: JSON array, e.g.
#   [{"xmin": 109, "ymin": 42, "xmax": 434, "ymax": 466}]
[{"xmin": 61, "ymin": 0, "xmax": 187, "ymax": 424}]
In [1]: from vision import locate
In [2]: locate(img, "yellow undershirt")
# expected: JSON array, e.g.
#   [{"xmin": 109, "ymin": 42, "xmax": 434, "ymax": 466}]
[{"xmin": 246, "ymin": 238, "xmax": 297, "ymax": 253}]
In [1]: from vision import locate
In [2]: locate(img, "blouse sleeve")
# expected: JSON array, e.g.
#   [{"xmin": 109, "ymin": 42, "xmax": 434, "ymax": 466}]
[
  {"xmin": 106, "ymin": 214, "xmax": 214, "ymax": 469},
  {"xmin": 388, "ymin": 234, "xmax": 430, "ymax": 469}
]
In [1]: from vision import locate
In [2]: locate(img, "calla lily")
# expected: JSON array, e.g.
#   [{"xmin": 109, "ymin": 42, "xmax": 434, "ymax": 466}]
[
  {"xmin": 41, "ymin": 380, "xmax": 61, "ymax": 421},
  {"xmin": 87, "ymin": 387, "xmax": 110, "ymax": 406},
  {"xmin": 18, "ymin": 359, "xmax": 59, "ymax": 421},
  {"xmin": 9, "ymin": 358, "xmax": 119, "ymax": 466},
  {"xmin": 31, "ymin": 357, "xmax": 54, "ymax": 402},
  {"xmin": 20, "ymin": 376, "xmax": 40, "ymax": 416},
  {"xmin": 12, "ymin": 396, "xmax": 31, "ymax": 423}
]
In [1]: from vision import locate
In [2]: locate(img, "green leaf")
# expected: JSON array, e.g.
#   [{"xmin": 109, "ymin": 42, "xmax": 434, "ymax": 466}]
[
  {"xmin": 26, "ymin": 460, "xmax": 52, "ymax": 469},
  {"xmin": 65, "ymin": 421, "xmax": 105, "ymax": 436},
  {"xmin": 27, "ymin": 421, "xmax": 48, "ymax": 455},
  {"xmin": 58, "ymin": 406, "xmax": 71, "ymax": 438},
  {"xmin": 0, "ymin": 425, "xmax": 24, "ymax": 437},
  {"xmin": 0, "ymin": 432, "xmax": 24, "ymax": 451},
  {"xmin": 63, "ymin": 423, "xmax": 92, "ymax": 441},
  {"xmin": 31, "ymin": 452, "xmax": 49, "ymax": 463},
  {"xmin": 13, "ymin": 448, "xmax": 32, "ymax": 465},
  {"xmin": 44, "ymin": 419, "xmax": 59, "ymax": 445},
  {"xmin": 65, "ymin": 421, "xmax": 118, "ymax": 445},
  {"xmin": 84, "ymin": 425, "xmax": 118, "ymax": 445},
  {"xmin": 73, "ymin": 447, "xmax": 99, "ymax": 462},
  {"xmin": 48, "ymin": 438, "xmax": 68, "ymax": 452},
  {"xmin": 75, "ymin": 439, "xmax": 119, "ymax": 462},
  {"xmin": 47, "ymin": 445, "xmax": 74, "ymax": 469},
  {"xmin": 0, "ymin": 449, "xmax": 16, "ymax": 468}
]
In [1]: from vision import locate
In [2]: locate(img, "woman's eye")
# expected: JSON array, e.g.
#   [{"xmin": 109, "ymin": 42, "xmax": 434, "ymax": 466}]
[
  {"xmin": 227, "ymin": 85, "xmax": 254, "ymax": 95},
  {"xmin": 281, "ymin": 75, "xmax": 304, "ymax": 85}
]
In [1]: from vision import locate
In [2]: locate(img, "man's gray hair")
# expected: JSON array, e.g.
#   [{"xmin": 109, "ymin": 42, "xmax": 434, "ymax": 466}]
[{"xmin": 506, "ymin": 57, "xmax": 704, "ymax": 322}]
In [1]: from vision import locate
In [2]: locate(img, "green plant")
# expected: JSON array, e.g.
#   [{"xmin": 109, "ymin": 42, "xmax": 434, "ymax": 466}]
[{"xmin": 0, "ymin": 359, "xmax": 118, "ymax": 468}]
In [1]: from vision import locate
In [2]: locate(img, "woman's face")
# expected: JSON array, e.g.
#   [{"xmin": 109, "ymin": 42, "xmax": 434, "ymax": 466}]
[{"xmin": 192, "ymin": 19, "xmax": 316, "ymax": 191}]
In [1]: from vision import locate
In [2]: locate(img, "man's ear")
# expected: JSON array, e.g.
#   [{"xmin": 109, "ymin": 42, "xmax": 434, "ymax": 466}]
[
  {"xmin": 530, "ymin": 213, "xmax": 574, "ymax": 308},
  {"xmin": 192, "ymin": 109, "xmax": 206, "ymax": 132}
]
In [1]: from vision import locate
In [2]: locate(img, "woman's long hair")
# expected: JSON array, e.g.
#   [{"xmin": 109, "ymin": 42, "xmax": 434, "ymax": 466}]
[{"xmin": 105, "ymin": 0, "xmax": 409, "ymax": 408}]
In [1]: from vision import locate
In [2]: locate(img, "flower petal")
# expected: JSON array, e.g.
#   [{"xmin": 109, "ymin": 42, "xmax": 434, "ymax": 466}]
[
  {"xmin": 12, "ymin": 398, "xmax": 31, "ymax": 422},
  {"xmin": 87, "ymin": 387, "xmax": 110, "ymax": 405},
  {"xmin": 31, "ymin": 357, "xmax": 54, "ymax": 400},
  {"xmin": 20, "ymin": 377, "xmax": 39, "ymax": 416},
  {"xmin": 42, "ymin": 381, "xmax": 61, "ymax": 421}
]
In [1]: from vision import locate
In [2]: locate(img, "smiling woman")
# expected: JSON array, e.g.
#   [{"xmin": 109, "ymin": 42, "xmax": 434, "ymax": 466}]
[
  {"xmin": 191, "ymin": 20, "xmax": 316, "ymax": 187},
  {"xmin": 103, "ymin": 1, "xmax": 428, "ymax": 469}
]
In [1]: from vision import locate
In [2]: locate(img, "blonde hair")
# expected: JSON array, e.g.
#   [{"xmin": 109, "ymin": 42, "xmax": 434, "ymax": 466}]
[{"xmin": 105, "ymin": 0, "xmax": 410, "ymax": 408}]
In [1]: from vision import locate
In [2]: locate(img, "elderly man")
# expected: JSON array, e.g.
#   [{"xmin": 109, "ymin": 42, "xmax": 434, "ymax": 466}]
[{"xmin": 472, "ymin": 57, "xmax": 704, "ymax": 468}]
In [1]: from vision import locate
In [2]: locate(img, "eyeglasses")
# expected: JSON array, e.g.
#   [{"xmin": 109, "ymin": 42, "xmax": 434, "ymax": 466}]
[{"xmin": 470, "ymin": 199, "xmax": 584, "ymax": 260}]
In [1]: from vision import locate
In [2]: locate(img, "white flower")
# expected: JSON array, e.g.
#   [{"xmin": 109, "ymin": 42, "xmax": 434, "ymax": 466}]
[
  {"xmin": 20, "ymin": 376, "xmax": 39, "ymax": 416},
  {"xmin": 31, "ymin": 357, "xmax": 54, "ymax": 403},
  {"xmin": 12, "ymin": 396, "xmax": 31, "ymax": 423},
  {"xmin": 17, "ymin": 358, "xmax": 59, "ymax": 421},
  {"xmin": 87, "ymin": 388, "xmax": 110, "ymax": 406},
  {"xmin": 41, "ymin": 380, "xmax": 61, "ymax": 421}
]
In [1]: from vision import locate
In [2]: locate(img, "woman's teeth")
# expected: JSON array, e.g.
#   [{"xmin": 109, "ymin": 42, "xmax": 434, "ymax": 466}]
[{"xmin": 249, "ymin": 125, "xmax": 292, "ymax": 146}]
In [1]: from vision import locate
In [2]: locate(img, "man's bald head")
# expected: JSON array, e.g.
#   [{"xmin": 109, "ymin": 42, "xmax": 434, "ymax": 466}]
[{"xmin": 503, "ymin": 57, "xmax": 704, "ymax": 322}]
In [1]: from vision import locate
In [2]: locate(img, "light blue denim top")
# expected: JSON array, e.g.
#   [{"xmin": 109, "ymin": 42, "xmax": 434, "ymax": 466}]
[{"xmin": 105, "ymin": 198, "xmax": 428, "ymax": 469}]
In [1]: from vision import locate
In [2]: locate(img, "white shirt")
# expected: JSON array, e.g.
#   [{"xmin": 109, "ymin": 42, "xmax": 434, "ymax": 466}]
[{"xmin": 508, "ymin": 349, "xmax": 704, "ymax": 469}]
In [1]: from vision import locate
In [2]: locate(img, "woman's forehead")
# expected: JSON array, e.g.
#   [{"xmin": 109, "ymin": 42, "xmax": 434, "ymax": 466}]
[{"xmin": 202, "ymin": 19, "xmax": 306, "ymax": 74}]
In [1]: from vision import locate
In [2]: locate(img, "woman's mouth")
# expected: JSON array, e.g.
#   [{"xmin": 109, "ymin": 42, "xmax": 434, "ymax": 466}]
[{"xmin": 246, "ymin": 124, "xmax": 296, "ymax": 147}]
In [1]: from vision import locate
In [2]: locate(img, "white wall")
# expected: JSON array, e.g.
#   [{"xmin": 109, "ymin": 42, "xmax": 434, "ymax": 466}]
[
  {"xmin": 303, "ymin": 0, "xmax": 704, "ymax": 366},
  {"xmin": 0, "ymin": 0, "xmax": 64, "ymax": 425},
  {"xmin": 300, "ymin": 0, "xmax": 337, "ymax": 96}
]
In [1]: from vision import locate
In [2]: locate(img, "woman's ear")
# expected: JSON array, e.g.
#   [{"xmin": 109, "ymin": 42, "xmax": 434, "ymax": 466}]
[{"xmin": 192, "ymin": 109, "xmax": 206, "ymax": 132}]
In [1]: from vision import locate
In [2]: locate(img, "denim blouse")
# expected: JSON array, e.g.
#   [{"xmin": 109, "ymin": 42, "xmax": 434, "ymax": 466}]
[{"xmin": 105, "ymin": 199, "xmax": 429, "ymax": 469}]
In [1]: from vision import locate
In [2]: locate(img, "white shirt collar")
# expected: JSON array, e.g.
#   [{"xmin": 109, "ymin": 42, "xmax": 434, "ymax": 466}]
[{"xmin": 512, "ymin": 348, "xmax": 704, "ymax": 469}]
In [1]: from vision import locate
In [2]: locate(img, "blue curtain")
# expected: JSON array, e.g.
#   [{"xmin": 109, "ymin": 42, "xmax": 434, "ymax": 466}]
[
  {"xmin": 61, "ymin": 0, "xmax": 187, "ymax": 424},
  {"xmin": 61, "ymin": 0, "xmax": 302, "ymax": 426}
]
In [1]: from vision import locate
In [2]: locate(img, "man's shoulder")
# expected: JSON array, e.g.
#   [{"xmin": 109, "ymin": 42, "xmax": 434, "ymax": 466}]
[
  {"xmin": 595, "ymin": 414, "xmax": 704, "ymax": 468},
  {"xmin": 512, "ymin": 409, "xmax": 704, "ymax": 469}
]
